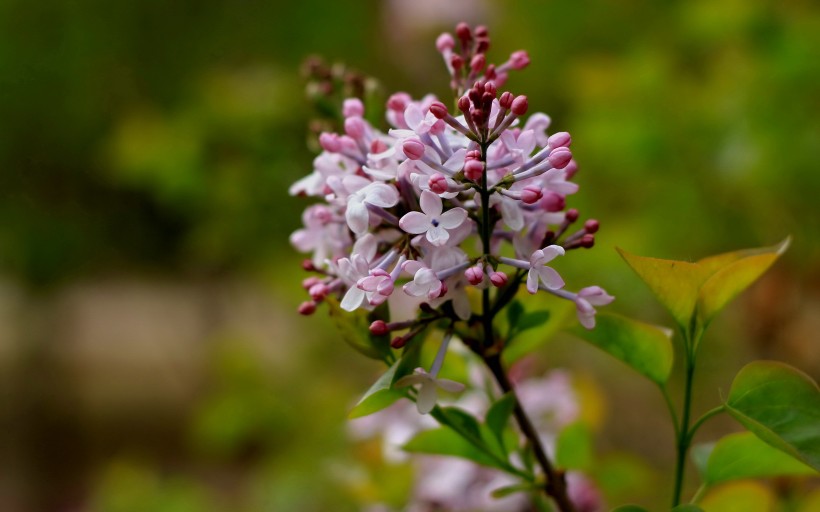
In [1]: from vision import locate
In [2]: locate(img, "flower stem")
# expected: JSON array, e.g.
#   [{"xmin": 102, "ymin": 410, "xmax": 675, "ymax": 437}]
[{"xmin": 484, "ymin": 354, "xmax": 577, "ymax": 512}]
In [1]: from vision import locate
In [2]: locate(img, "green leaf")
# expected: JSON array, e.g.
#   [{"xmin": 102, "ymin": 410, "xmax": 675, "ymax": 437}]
[
  {"xmin": 491, "ymin": 482, "xmax": 540, "ymax": 498},
  {"xmin": 506, "ymin": 300, "xmax": 524, "ymax": 334},
  {"xmin": 403, "ymin": 427, "xmax": 504, "ymax": 470},
  {"xmin": 555, "ymin": 422, "xmax": 593, "ymax": 471},
  {"xmin": 326, "ymin": 296, "xmax": 391, "ymax": 360},
  {"xmin": 698, "ymin": 481, "xmax": 774, "ymax": 512},
  {"xmin": 610, "ymin": 506, "xmax": 650, "ymax": 512},
  {"xmin": 486, "ymin": 393, "xmax": 516, "ymax": 443},
  {"xmin": 672, "ymin": 506, "xmax": 704, "ymax": 512},
  {"xmin": 504, "ymin": 296, "xmax": 574, "ymax": 363},
  {"xmin": 348, "ymin": 359, "xmax": 405, "ymax": 419},
  {"xmin": 690, "ymin": 442, "xmax": 714, "ymax": 478},
  {"xmin": 617, "ymin": 238, "xmax": 788, "ymax": 335},
  {"xmin": 569, "ymin": 312, "xmax": 674, "ymax": 385},
  {"xmin": 725, "ymin": 361, "xmax": 820, "ymax": 471},
  {"xmin": 704, "ymin": 431, "xmax": 817, "ymax": 485}
]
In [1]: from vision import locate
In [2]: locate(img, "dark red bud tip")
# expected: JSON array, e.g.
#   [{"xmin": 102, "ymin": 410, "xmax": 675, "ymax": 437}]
[
  {"xmin": 499, "ymin": 91, "xmax": 513, "ymax": 109},
  {"xmin": 584, "ymin": 219, "xmax": 600, "ymax": 234},
  {"xmin": 390, "ymin": 336, "xmax": 407, "ymax": 349},
  {"xmin": 565, "ymin": 208, "xmax": 580, "ymax": 223},
  {"xmin": 369, "ymin": 320, "xmax": 389, "ymax": 336},
  {"xmin": 581, "ymin": 234, "xmax": 595, "ymax": 248},
  {"xmin": 476, "ymin": 38, "xmax": 490, "ymax": 53},
  {"xmin": 455, "ymin": 22, "xmax": 472, "ymax": 42},
  {"xmin": 474, "ymin": 25, "xmax": 488, "ymax": 38},
  {"xmin": 484, "ymin": 81, "xmax": 497, "ymax": 98},
  {"xmin": 450, "ymin": 54, "xmax": 464, "ymax": 70},
  {"xmin": 429, "ymin": 101, "xmax": 449, "ymax": 119},
  {"xmin": 301, "ymin": 259, "xmax": 316, "ymax": 271},
  {"xmin": 457, "ymin": 96, "xmax": 471, "ymax": 113},
  {"xmin": 511, "ymin": 95, "xmax": 529, "ymax": 116},
  {"xmin": 298, "ymin": 301, "xmax": 317, "ymax": 315}
]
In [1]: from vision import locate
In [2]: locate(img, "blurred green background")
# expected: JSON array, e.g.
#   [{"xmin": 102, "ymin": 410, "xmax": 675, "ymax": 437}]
[{"xmin": 0, "ymin": 0, "xmax": 818, "ymax": 510}]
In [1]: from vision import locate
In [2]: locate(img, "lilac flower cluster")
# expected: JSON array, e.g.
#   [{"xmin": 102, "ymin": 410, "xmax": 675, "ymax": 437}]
[{"xmin": 291, "ymin": 23, "xmax": 612, "ymax": 343}]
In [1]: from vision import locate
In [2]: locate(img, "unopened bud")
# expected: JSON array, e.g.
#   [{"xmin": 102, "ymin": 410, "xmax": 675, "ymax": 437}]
[
  {"xmin": 402, "ymin": 138, "xmax": 425, "ymax": 160},
  {"xmin": 309, "ymin": 283, "xmax": 329, "ymax": 301},
  {"xmin": 436, "ymin": 33, "xmax": 455, "ymax": 52},
  {"xmin": 429, "ymin": 101, "xmax": 449, "ymax": 119},
  {"xmin": 490, "ymin": 271, "xmax": 508, "ymax": 287},
  {"xmin": 541, "ymin": 191, "xmax": 566, "ymax": 212},
  {"xmin": 298, "ymin": 301, "xmax": 317, "ymax": 315},
  {"xmin": 475, "ymin": 38, "xmax": 490, "ymax": 53},
  {"xmin": 564, "ymin": 159, "xmax": 579, "ymax": 180},
  {"xmin": 464, "ymin": 159, "xmax": 484, "ymax": 181},
  {"xmin": 581, "ymin": 234, "xmax": 595, "ymax": 248},
  {"xmin": 499, "ymin": 91, "xmax": 513, "ymax": 109},
  {"xmin": 520, "ymin": 185, "xmax": 543, "ymax": 204},
  {"xmin": 565, "ymin": 208, "xmax": 580, "ymax": 223},
  {"xmin": 450, "ymin": 54, "xmax": 464, "ymax": 70},
  {"xmin": 474, "ymin": 25, "xmax": 489, "ymax": 38},
  {"xmin": 302, "ymin": 276, "xmax": 321, "ymax": 289},
  {"xmin": 387, "ymin": 92, "xmax": 410, "ymax": 112},
  {"xmin": 371, "ymin": 139, "xmax": 388, "ymax": 154},
  {"xmin": 319, "ymin": 132, "xmax": 341, "ymax": 153},
  {"xmin": 548, "ymin": 147, "xmax": 572, "ymax": 169},
  {"xmin": 465, "ymin": 265, "xmax": 484, "ymax": 285},
  {"xmin": 369, "ymin": 320, "xmax": 389, "ymax": 336},
  {"xmin": 511, "ymin": 95, "xmax": 529, "ymax": 116},
  {"xmin": 548, "ymin": 131, "xmax": 571, "ymax": 148},
  {"xmin": 584, "ymin": 219, "xmax": 599, "ymax": 234},
  {"xmin": 455, "ymin": 22, "xmax": 472, "ymax": 43},
  {"xmin": 344, "ymin": 116, "xmax": 366, "ymax": 139},
  {"xmin": 342, "ymin": 98, "xmax": 364, "ymax": 117},
  {"xmin": 458, "ymin": 96, "xmax": 471, "ymax": 113},
  {"xmin": 390, "ymin": 336, "xmax": 407, "ymax": 349},
  {"xmin": 470, "ymin": 54, "xmax": 486, "ymax": 73},
  {"xmin": 301, "ymin": 259, "xmax": 317, "ymax": 271},
  {"xmin": 509, "ymin": 50, "xmax": 530, "ymax": 70},
  {"xmin": 429, "ymin": 173, "xmax": 449, "ymax": 194},
  {"xmin": 484, "ymin": 81, "xmax": 497, "ymax": 98}
]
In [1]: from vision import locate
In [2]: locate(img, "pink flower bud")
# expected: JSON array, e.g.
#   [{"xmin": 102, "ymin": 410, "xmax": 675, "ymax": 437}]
[
  {"xmin": 581, "ymin": 234, "xmax": 595, "ymax": 248},
  {"xmin": 484, "ymin": 81, "xmax": 497, "ymax": 98},
  {"xmin": 499, "ymin": 91, "xmax": 513, "ymax": 109},
  {"xmin": 520, "ymin": 185, "xmax": 543, "ymax": 204},
  {"xmin": 391, "ymin": 336, "xmax": 407, "ymax": 348},
  {"xmin": 565, "ymin": 208, "xmax": 580, "ymax": 223},
  {"xmin": 309, "ymin": 283, "xmax": 329, "ymax": 301},
  {"xmin": 376, "ymin": 280, "xmax": 394, "ymax": 296},
  {"xmin": 490, "ymin": 271, "xmax": 508, "ymax": 287},
  {"xmin": 344, "ymin": 116, "xmax": 366, "ymax": 140},
  {"xmin": 319, "ymin": 132, "xmax": 341, "ymax": 152},
  {"xmin": 302, "ymin": 276, "xmax": 321, "ymax": 289},
  {"xmin": 548, "ymin": 147, "xmax": 572, "ymax": 169},
  {"xmin": 465, "ymin": 265, "xmax": 484, "ymax": 285},
  {"xmin": 436, "ymin": 33, "xmax": 455, "ymax": 52},
  {"xmin": 298, "ymin": 301, "xmax": 317, "ymax": 315},
  {"xmin": 511, "ymin": 95, "xmax": 529, "ymax": 116},
  {"xmin": 456, "ymin": 22, "xmax": 472, "ymax": 42},
  {"xmin": 458, "ymin": 96, "xmax": 471, "ymax": 113},
  {"xmin": 585, "ymin": 219, "xmax": 599, "ymax": 234},
  {"xmin": 509, "ymin": 50, "xmax": 530, "ymax": 70},
  {"xmin": 387, "ymin": 92, "xmax": 410, "ymax": 112},
  {"xmin": 342, "ymin": 98, "xmax": 364, "ymax": 117},
  {"xmin": 450, "ymin": 54, "xmax": 464, "ymax": 70},
  {"xmin": 369, "ymin": 320, "xmax": 389, "ymax": 336},
  {"xmin": 301, "ymin": 259, "xmax": 316, "ymax": 271},
  {"xmin": 470, "ymin": 54, "xmax": 486, "ymax": 73},
  {"xmin": 476, "ymin": 38, "xmax": 490, "ymax": 53},
  {"xmin": 429, "ymin": 173, "xmax": 449, "ymax": 194},
  {"xmin": 540, "ymin": 191, "xmax": 566, "ymax": 212},
  {"xmin": 429, "ymin": 101, "xmax": 449, "ymax": 119},
  {"xmin": 564, "ymin": 159, "xmax": 579, "ymax": 179},
  {"xmin": 464, "ymin": 159, "xmax": 484, "ymax": 181},
  {"xmin": 475, "ymin": 25, "xmax": 488, "ymax": 38},
  {"xmin": 548, "ymin": 131, "xmax": 571, "ymax": 148},
  {"xmin": 466, "ymin": 149, "xmax": 481, "ymax": 160},
  {"xmin": 402, "ymin": 138, "xmax": 425, "ymax": 160}
]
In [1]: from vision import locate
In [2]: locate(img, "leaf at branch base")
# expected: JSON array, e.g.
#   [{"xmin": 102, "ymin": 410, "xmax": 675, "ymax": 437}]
[
  {"xmin": 725, "ymin": 360, "xmax": 820, "ymax": 471},
  {"xmin": 569, "ymin": 312, "xmax": 673, "ymax": 385},
  {"xmin": 348, "ymin": 359, "xmax": 405, "ymax": 418},
  {"xmin": 704, "ymin": 431, "xmax": 817, "ymax": 486}
]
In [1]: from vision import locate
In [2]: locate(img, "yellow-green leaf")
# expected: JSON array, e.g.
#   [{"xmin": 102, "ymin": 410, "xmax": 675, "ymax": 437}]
[
  {"xmin": 698, "ymin": 481, "xmax": 775, "ymax": 512},
  {"xmin": 569, "ymin": 312, "xmax": 674, "ymax": 385}
]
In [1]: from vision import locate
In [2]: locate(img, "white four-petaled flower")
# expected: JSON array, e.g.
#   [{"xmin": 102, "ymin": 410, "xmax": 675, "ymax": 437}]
[
  {"xmin": 400, "ymin": 190, "xmax": 467, "ymax": 246},
  {"xmin": 527, "ymin": 245, "xmax": 565, "ymax": 293},
  {"xmin": 396, "ymin": 367, "xmax": 466, "ymax": 415}
]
